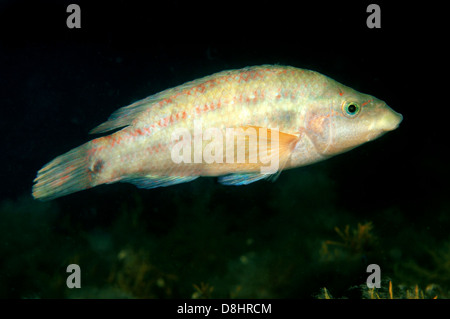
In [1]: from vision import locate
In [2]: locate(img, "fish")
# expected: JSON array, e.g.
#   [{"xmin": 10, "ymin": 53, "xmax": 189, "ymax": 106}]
[{"xmin": 32, "ymin": 65, "xmax": 403, "ymax": 201}]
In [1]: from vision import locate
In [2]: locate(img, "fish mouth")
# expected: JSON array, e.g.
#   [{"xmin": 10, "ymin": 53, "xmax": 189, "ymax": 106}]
[
  {"xmin": 365, "ymin": 106, "xmax": 403, "ymax": 142},
  {"xmin": 378, "ymin": 106, "xmax": 403, "ymax": 132}
]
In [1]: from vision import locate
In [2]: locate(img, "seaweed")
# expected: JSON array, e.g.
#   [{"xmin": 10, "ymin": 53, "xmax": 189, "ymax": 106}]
[
  {"xmin": 320, "ymin": 221, "xmax": 378, "ymax": 263},
  {"xmin": 318, "ymin": 280, "xmax": 439, "ymax": 299}
]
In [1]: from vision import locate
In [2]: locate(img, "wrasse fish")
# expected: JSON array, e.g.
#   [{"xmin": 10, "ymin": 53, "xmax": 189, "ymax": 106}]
[{"xmin": 32, "ymin": 65, "xmax": 402, "ymax": 201}]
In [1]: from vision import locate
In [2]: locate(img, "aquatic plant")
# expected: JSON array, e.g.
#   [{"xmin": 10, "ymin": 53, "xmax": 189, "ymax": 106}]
[
  {"xmin": 392, "ymin": 241, "xmax": 450, "ymax": 297},
  {"xmin": 318, "ymin": 280, "xmax": 439, "ymax": 299},
  {"xmin": 106, "ymin": 247, "xmax": 178, "ymax": 298},
  {"xmin": 320, "ymin": 221, "xmax": 377, "ymax": 262},
  {"xmin": 326, "ymin": 222, "xmax": 375, "ymax": 253},
  {"xmin": 317, "ymin": 287, "xmax": 333, "ymax": 299},
  {"xmin": 192, "ymin": 282, "xmax": 214, "ymax": 299}
]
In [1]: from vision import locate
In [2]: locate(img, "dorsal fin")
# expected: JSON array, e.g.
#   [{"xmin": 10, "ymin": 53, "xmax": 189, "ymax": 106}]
[
  {"xmin": 89, "ymin": 66, "xmax": 283, "ymax": 135},
  {"xmin": 89, "ymin": 68, "xmax": 241, "ymax": 135},
  {"xmin": 89, "ymin": 87, "xmax": 179, "ymax": 134}
]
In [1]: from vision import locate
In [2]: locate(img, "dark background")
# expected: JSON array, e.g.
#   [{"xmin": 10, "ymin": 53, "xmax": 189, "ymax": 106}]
[{"xmin": 0, "ymin": 0, "xmax": 447, "ymax": 299}]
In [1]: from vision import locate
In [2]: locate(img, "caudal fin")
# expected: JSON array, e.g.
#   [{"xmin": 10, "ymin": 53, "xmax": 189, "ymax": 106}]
[{"xmin": 32, "ymin": 143, "xmax": 92, "ymax": 201}]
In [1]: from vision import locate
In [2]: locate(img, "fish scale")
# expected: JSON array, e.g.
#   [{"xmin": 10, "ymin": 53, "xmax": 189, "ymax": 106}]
[{"xmin": 32, "ymin": 65, "xmax": 402, "ymax": 200}]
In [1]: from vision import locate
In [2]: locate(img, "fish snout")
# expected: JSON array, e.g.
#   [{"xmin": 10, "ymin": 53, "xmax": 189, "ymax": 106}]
[{"xmin": 378, "ymin": 105, "xmax": 403, "ymax": 132}]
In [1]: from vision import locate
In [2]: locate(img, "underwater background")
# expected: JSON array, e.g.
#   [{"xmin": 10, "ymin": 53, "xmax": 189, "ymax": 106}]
[{"xmin": 0, "ymin": 1, "xmax": 447, "ymax": 299}]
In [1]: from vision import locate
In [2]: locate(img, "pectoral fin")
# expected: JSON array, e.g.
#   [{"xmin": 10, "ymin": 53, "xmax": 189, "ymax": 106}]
[
  {"xmin": 236, "ymin": 125, "xmax": 299, "ymax": 172},
  {"xmin": 219, "ymin": 126, "xmax": 300, "ymax": 186}
]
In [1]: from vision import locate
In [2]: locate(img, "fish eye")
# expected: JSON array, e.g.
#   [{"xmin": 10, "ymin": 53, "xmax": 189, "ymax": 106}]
[{"xmin": 342, "ymin": 101, "xmax": 361, "ymax": 118}]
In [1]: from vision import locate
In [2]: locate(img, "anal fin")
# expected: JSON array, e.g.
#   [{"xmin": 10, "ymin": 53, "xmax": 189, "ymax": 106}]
[
  {"xmin": 121, "ymin": 175, "xmax": 199, "ymax": 189},
  {"xmin": 218, "ymin": 172, "xmax": 272, "ymax": 186}
]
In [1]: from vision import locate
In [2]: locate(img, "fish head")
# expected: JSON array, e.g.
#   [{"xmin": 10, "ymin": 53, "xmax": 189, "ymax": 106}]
[{"xmin": 305, "ymin": 84, "xmax": 403, "ymax": 156}]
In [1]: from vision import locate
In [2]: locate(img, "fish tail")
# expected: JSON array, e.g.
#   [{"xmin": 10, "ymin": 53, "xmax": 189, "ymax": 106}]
[{"xmin": 32, "ymin": 143, "xmax": 93, "ymax": 201}]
